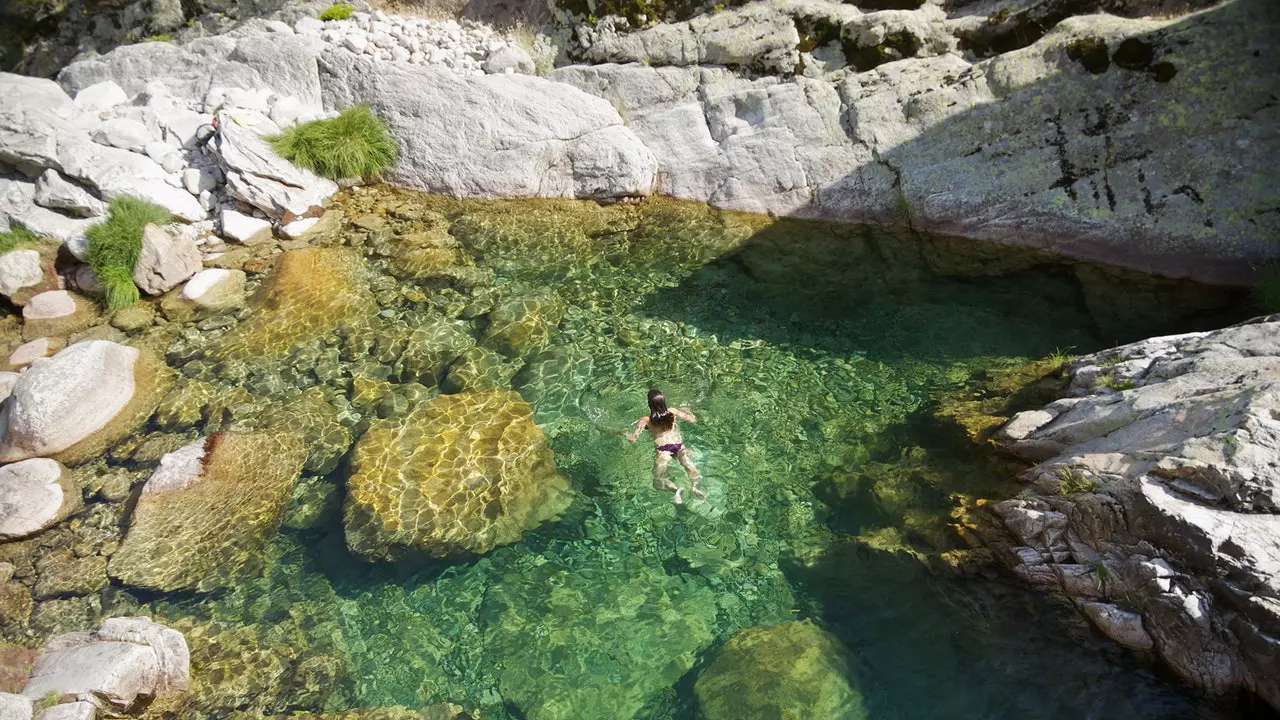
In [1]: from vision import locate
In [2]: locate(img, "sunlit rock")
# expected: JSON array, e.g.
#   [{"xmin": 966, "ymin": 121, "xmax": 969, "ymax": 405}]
[
  {"xmin": 345, "ymin": 389, "xmax": 571, "ymax": 560},
  {"xmin": 482, "ymin": 290, "xmax": 564, "ymax": 358},
  {"xmin": 109, "ymin": 432, "xmax": 306, "ymax": 591},
  {"xmin": 0, "ymin": 459, "xmax": 79, "ymax": 541}
]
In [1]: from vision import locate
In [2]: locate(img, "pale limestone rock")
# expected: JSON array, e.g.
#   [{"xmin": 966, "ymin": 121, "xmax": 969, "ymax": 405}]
[
  {"xmin": 0, "ymin": 341, "xmax": 141, "ymax": 463},
  {"xmin": 219, "ymin": 208, "xmax": 273, "ymax": 243},
  {"xmin": 0, "ymin": 693, "xmax": 33, "ymax": 720},
  {"xmin": 58, "ymin": 142, "xmax": 204, "ymax": 222},
  {"xmin": 0, "ymin": 250, "xmax": 45, "ymax": 299},
  {"xmin": 92, "ymin": 118, "xmax": 152, "ymax": 153},
  {"xmin": 34, "ymin": 702, "xmax": 95, "ymax": 720},
  {"xmin": 73, "ymin": 81, "xmax": 128, "ymax": 113},
  {"xmin": 33, "ymin": 170, "xmax": 105, "ymax": 218},
  {"xmin": 178, "ymin": 268, "xmax": 246, "ymax": 310},
  {"xmin": 133, "ymin": 224, "xmax": 202, "ymax": 296},
  {"xmin": 484, "ymin": 45, "xmax": 534, "ymax": 75},
  {"xmin": 9, "ymin": 338, "xmax": 57, "ymax": 370},
  {"xmin": 217, "ymin": 117, "xmax": 337, "ymax": 219},
  {"xmin": 22, "ymin": 291, "xmax": 76, "ymax": 322},
  {"xmin": 0, "ymin": 458, "xmax": 78, "ymax": 540}
]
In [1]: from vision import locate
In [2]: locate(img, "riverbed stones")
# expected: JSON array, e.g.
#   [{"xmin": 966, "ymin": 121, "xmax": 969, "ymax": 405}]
[
  {"xmin": 7, "ymin": 338, "xmax": 60, "ymax": 371},
  {"xmin": 991, "ymin": 317, "xmax": 1280, "ymax": 705},
  {"xmin": 207, "ymin": 248, "xmax": 375, "ymax": 359},
  {"xmin": 483, "ymin": 290, "xmax": 565, "ymax": 357},
  {"xmin": 109, "ymin": 432, "xmax": 306, "ymax": 591},
  {"xmin": 21, "ymin": 616, "xmax": 189, "ymax": 712},
  {"xmin": 0, "ymin": 459, "xmax": 80, "ymax": 541},
  {"xmin": 0, "ymin": 340, "xmax": 174, "ymax": 466},
  {"xmin": 694, "ymin": 620, "xmax": 866, "ymax": 720},
  {"xmin": 133, "ymin": 224, "xmax": 202, "ymax": 296},
  {"xmin": 345, "ymin": 389, "xmax": 571, "ymax": 560}
]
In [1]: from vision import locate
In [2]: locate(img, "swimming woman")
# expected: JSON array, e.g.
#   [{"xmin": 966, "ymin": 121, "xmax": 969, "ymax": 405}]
[{"xmin": 626, "ymin": 388, "xmax": 705, "ymax": 504}]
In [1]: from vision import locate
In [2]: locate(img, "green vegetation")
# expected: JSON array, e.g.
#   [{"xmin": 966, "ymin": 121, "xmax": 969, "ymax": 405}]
[
  {"xmin": 319, "ymin": 3, "xmax": 355, "ymax": 21},
  {"xmin": 38, "ymin": 691, "xmax": 60, "ymax": 710},
  {"xmin": 0, "ymin": 221, "xmax": 39, "ymax": 253},
  {"xmin": 1055, "ymin": 466, "xmax": 1097, "ymax": 495},
  {"xmin": 1086, "ymin": 559, "xmax": 1111, "ymax": 595},
  {"xmin": 86, "ymin": 196, "xmax": 170, "ymax": 311},
  {"xmin": 268, "ymin": 106, "xmax": 397, "ymax": 181},
  {"xmin": 1044, "ymin": 347, "xmax": 1074, "ymax": 373},
  {"xmin": 1095, "ymin": 374, "xmax": 1135, "ymax": 391},
  {"xmin": 143, "ymin": 34, "xmax": 173, "ymax": 42},
  {"xmin": 1253, "ymin": 261, "xmax": 1280, "ymax": 314}
]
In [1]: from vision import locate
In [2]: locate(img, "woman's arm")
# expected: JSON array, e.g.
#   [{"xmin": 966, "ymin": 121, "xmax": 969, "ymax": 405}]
[
  {"xmin": 672, "ymin": 407, "xmax": 697, "ymax": 423},
  {"xmin": 625, "ymin": 416, "xmax": 650, "ymax": 443}
]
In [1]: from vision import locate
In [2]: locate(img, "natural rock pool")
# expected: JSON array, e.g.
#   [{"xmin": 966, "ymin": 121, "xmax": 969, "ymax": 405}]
[{"xmin": 1, "ymin": 187, "xmax": 1253, "ymax": 719}]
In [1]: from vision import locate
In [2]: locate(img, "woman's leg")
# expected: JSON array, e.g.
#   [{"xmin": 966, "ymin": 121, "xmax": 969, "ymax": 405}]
[
  {"xmin": 677, "ymin": 448, "xmax": 706, "ymax": 499},
  {"xmin": 652, "ymin": 451, "xmax": 682, "ymax": 503}
]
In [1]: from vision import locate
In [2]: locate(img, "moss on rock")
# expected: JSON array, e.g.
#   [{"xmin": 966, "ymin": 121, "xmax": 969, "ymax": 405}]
[
  {"xmin": 344, "ymin": 390, "xmax": 571, "ymax": 560},
  {"xmin": 694, "ymin": 620, "xmax": 866, "ymax": 720},
  {"xmin": 109, "ymin": 431, "xmax": 307, "ymax": 591}
]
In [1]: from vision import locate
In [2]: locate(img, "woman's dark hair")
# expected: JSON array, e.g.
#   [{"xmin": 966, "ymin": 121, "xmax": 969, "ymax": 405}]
[{"xmin": 648, "ymin": 387, "xmax": 674, "ymax": 430}]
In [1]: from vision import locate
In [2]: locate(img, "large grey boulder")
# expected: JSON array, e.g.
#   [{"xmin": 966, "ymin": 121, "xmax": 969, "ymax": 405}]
[
  {"xmin": 319, "ymin": 52, "xmax": 656, "ymax": 199},
  {"xmin": 0, "ymin": 459, "xmax": 80, "ymax": 541},
  {"xmin": 132, "ymin": 224, "xmax": 202, "ymax": 296},
  {"xmin": 21, "ymin": 616, "xmax": 189, "ymax": 712},
  {"xmin": 555, "ymin": 0, "xmax": 1280, "ymax": 283},
  {"xmin": 991, "ymin": 316, "xmax": 1280, "ymax": 707},
  {"xmin": 33, "ymin": 170, "xmax": 105, "ymax": 218},
  {"xmin": 58, "ymin": 142, "xmax": 204, "ymax": 222},
  {"xmin": 0, "ymin": 74, "xmax": 85, "ymax": 174}
]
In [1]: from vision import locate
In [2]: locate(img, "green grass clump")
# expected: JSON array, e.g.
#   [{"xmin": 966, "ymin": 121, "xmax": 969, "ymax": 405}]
[
  {"xmin": 319, "ymin": 3, "xmax": 355, "ymax": 21},
  {"xmin": 0, "ymin": 222, "xmax": 40, "ymax": 253},
  {"xmin": 1253, "ymin": 261, "xmax": 1280, "ymax": 314},
  {"xmin": 86, "ymin": 196, "xmax": 171, "ymax": 311},
  {"xmin": 268, "ymin": 105, "xmax": 397, "ymax": 181},
  {"xmin": 1055, "ymin": 466, "xmax": 1097, "ymax": 495},
  {"xmin": 143, "ymin": 34, "xmax": 172, "ymax": 42}
]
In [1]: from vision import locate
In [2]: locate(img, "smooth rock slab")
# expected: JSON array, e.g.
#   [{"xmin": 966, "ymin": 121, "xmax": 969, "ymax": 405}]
[
  {"xmin": 0, "ymin": 459, "xmax": 79, "ymax": 541},
  {"xmin": 73, "ymin": 81, "xmax": 128, "ymax": 113},
  {"xmin": 0, "ymin": 693, "xmax": 32, "ymax": 720},
  {"xmin": 22, "ymin": 641, "xmax": 156, "ymax": 709},
  {"xmin": 0, "ymin": 340, "xmax": 173, "ymax": 466},
  {"xmin": 8, "ymin": 338, "xmax": 60, "ymax": 370},
  {"xmin": 33, "ymin": 702, "xmax": 95, "ymax": 720},
  {"xmin": 178, "ymin": 268, "xmax": 246, "ymax": 310},
  {"xmin": 109, "ymin": 432, "xmax": 306, "ymax": 591},
  {"xmin": 21, "ymin": 291, "xmax": 96, "ymax": 340},
  {"xmin": 33, "ymin": 170, "xmax": 104, "ymax": 218},
  {"xmin": 1081, "ymin": 602, "xmax": 1154, "ymax": 650},
  {"xmin": 219, "ymin": 208, "xmax": 272, "ymax": 243}
]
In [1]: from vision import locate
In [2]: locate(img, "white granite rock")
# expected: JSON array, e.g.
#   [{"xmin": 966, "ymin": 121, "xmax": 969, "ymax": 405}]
[
  {"xmin": 219, "ymin": 208, "xmax": 272, "ymax": 243},
  {"xmin": 9, "ymin": 338, "xmax": 57, "ymax": 369},
  {"xmin": 59, "ymin": 142, "xmax": 205, "ymax": 221},
  {"xmin": 217, "ymin": 117, "xmax": 336, "ymax": 219},
  {"xmin": 0, "ymin": 341, "xmax": 142, "ymax": 462},
  {"xmin": 178, "ymin": 268, "xmax": 246, "ymax": 310},
  {"xmin": 133, "ymin": 224, "xmax": 202, "ymax": 295},
  {"xmin": 33, "ymin": 169, "xmax": 105, "ymax": 218},
  {"xmin": 0, "ymin": 249, "xmax": 45, "ymax": 299},
  {"xmin": 281, "ymin": 216, "xmax": 318, "ymax": 238},
  {"xmin": 484, "ymin": 45, "xmax": 534, "ymax": 75},
  {"xmin": 0, "ymin": 458, "xmax": 78, "ymax": 540},
  {"xmin": 0, "ymin": 73, "xmax": 84, "ymax": 172},
  {"xmin": 0, "ymin": 693, "xmax": 33, "ymax": 720},
  {"xmin": 73, "ymin": 81, "xmax": 128, "ymax": 113},
  {"xmin": 22, "ymin": 290, "xmax": 77, "ymax": 321},
  {"xmin": 34, "ymin": 702, "xmax": 95, "ymax": 720},
  {"xmin": 93, "ymin": 118, "xmax": 152, "ymax": 153}
]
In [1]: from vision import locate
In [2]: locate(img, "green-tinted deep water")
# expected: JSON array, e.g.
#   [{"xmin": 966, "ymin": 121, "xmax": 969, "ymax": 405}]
[{"xmin": 33, "ymin": 190, "xmax": 1255, "ymax": 719}]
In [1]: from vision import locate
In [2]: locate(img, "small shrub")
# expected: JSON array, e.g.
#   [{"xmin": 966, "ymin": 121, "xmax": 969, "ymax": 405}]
[
  {"xmin": 0, "ymin": 222, "xmax": 40, "ymax": 253},
  {"xmin": 1095, "ymin": 374, "xmax": 1135, "ymax": 391},
  {"xmin": 1044, "ymin": 346, "xmax": 1074, "ymax": 373},
  {"xmin": 38, "ymin": 691, "xmax": 60, "ymax": 710},
  {"xmin": 1253, "ymin": 261, "xmax": 1280, "ymax": 314},
  {"xmin": 143, "ymin": 34, "xmax": 172, "ymax": 42},
  {"xmin": 319, "ymin": 3, "xmax": 355, "ymax": 21},
  {"xmin": 268, "ymin": 105, "xmax": 397, "ymax": 181},
  {"xmin": 86, "ymin": 196, "xmax": 170, "ymax": 311},
  {"xmin": 1056, "ymin": 466, "xmax": 1097, "ymax": 495}
]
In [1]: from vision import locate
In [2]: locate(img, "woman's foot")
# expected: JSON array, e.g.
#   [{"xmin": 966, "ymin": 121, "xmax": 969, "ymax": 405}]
[
  {"xmin": 673, "ymin": 488, "xmax": 683, "ymax": 505},
  {"xmin": 691, "ymin": 487, "xmax": 708, "ymax": 500}
]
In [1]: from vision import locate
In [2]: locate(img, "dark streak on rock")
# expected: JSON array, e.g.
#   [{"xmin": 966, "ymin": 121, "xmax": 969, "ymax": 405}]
[
  {"xmin": 1173, "ymin": 185, "xmax": 1204, "ymax": 205},
  {"xmin": 1046, "ymin": 111, "xmax": 1078, "ymax": 202}
]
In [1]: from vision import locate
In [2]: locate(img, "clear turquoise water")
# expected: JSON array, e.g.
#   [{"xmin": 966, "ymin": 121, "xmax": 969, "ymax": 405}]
[{"xmin": 138, "ymin": 193, "xmax": 1248, "ymax": 719}]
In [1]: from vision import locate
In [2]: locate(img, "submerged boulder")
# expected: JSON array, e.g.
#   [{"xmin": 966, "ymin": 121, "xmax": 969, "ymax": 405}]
[
  {"xmin": 345, "ymin": 389, "xmax": 571, "ymax": 560},
  {"xmin": 483, "ymin": 290, "xmax": 565, "ymax": 358},
  {"xmin": 207, "ymin": 248, "xmax": 375, "ymax": 360},
  {"xmin": 694, "ymin": 620, "xmax": 866, "ymax": 720},
  {"xmin": 109, "ymin": 432, "xmax": 306, "ymax": 592},
  {"xmin": 0, "ymin": 341, "xmax": 173, "ymax": 466},
  {"xmin": 20, "ymin": 290, "xmax": 97, "ymax": 340}
]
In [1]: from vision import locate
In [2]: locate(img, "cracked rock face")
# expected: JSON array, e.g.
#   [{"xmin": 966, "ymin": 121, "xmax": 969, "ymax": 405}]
[{"xmin": 992, "ymin": 316, "xmax": 1280, "ymax": 707}]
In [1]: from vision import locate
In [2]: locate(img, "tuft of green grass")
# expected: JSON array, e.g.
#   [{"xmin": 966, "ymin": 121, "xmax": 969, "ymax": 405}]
[
  {"xmin": 268, "ymin": 105, "xmax": 397, "ymax": 182},
  {"xmin": 0, "ymin": 222, "xmax": 40, "ymax": 253},
  {"xmin": 143, "ymin": 34, "xmax": 172, "ymax": 42},
  {"xmin": 86, "ymin": 196, "xmax": 170, "ymax": 311},
  {"xmin": 1044, "ymin": 346, "xmax": 1074, "ymax": 373},
  {"xmin": 1253, "ymin": 261, "xmax": 1280, "ymax": 314},
  {"xmin": 319, "ymin": 3, "xmax": 355, "ymax": 21},
  {"xmin": 1056, "ymin": 466, "xmax": 1097, "ymax": 495},
  {"xmin": 38, "ymin": 691, "xmax": 60, "ymax": 710},
  {"xmin": 1095, "ymin": 374, "xmax": 1135, "ymax": 391}
]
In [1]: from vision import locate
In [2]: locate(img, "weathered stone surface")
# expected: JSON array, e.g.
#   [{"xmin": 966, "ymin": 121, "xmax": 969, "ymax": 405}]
[
  {"xmin": 345, "ymin": 390, "xmax": 571, "ymax": 560},
  {"xmin": 73, "ymin": 81, "xmax": 128, "ymax": 114},
  {"xmin": 58, "ymin": 142, "xmax": 203, "ymax": 222},
  {"xmin": 7, "ymin": 338, "xmax": 59, "ymax": 371},
  {"xmin": 0, "ymin": 74, "xmax": 82, "ymax": 173},
  {"xmin": 91, "ymin": 118, "xmax": 152, "ymax": 153},
  {"xmin": 206, "ymin": 248, "xmax": 374, "ymax": 360},
  {"xmin": 319, "ymin": 53, "xmax": 656, "ymax": 200},
  {"xmin": 21, "ymin": 617, "xmax": 188, "ymax": 712},
  {"xmin": 555, "ymin": 0, "xmax": 1280, "ymax": 283},
  {"xmin": 219, "ymin": 209, "xmax": 273, "ymax": 244},
  {"xmin": 33, "ymin": 701, "xmax": 94, "ymax": 720},
  {"xmin": 0, "ymin": 693, "xmax": 32, "ymax": 720},
  {"xmin": 0, "ymin": 341, "xmax": 174, "ymax": 466},
  {"xmin": 992, "ymin": 317, "xmax": 1280, "ymax": 705},
  {"xmin": 0, "ymin": 459, "xmax": 79, "ymax": 541},
  {"xmin": 33, "ymin": 170, "xmax": 104, "ymax": 218},
  {"xmin": 484, "ymin": 45, "xmax": 535, "ymax": 75},
  {"xmin": 217, "ymin": 117, "xmax": 337, "ymax": 220},
  {"xmin": 133, "ymin": 224, "xmax": 202, "ymax": 296},
  {"xmin": 109, "ymin": 432, "xmax": 306, "ymax": 591},
  {"xmin": 177, "ymin": 268, "xmax": 246, "ymax": 311},
  {"xmin": 695, "ymin": 620, "xmax": 866, "ymax": 720},
  {"xmin": 0, "ymin": 251, "xmax": 45, "ymax": 301}
]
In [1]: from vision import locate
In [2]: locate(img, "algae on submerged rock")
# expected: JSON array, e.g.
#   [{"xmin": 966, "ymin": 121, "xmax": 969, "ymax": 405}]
[
  {"xmin": 109, "ymin": 431, "xmax": 307, "ymax": 592},
  {"xmin": 695, "ymin": 619, "xmax": 866, "ymax": 720},
  {"xmin": 344, "ymin": 390, "xmax": 571, "ymax": 561}
]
